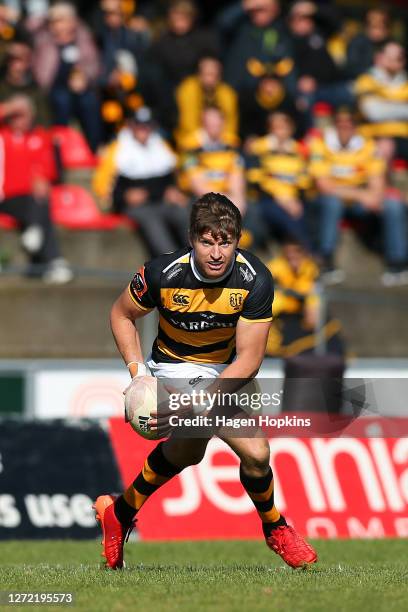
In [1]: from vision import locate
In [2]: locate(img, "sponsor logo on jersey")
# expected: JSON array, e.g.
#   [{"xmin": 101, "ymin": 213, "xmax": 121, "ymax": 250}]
[
  {"xmin": 239, "ymin": 266, "xmax": 254, "ymax": 283},
  {"xmin": 229, "ymin": 292, "xmax": 244, "ymax": 310},
  {"xmin": 170, "ymin": 318, "xmax": 235, "ymax": 331},
  {"xmin": 132, "ymin": 267, "xmax": 148, "ymax": 299},
  {"xmin": 166, "ymin": 265, "xmax": 183, "ymax": 281},
  {"xmin": 173, "ymin": 294, "xmax": 190, "ymax": 306}
]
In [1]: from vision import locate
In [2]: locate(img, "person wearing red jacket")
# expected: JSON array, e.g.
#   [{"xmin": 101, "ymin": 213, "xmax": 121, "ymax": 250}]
[{"xmin": 0, "ymin": 94, "xmax": 73, "ymax": 283}]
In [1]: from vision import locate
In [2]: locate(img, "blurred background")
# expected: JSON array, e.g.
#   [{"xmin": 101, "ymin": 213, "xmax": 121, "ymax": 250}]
[{"xmin": 0, "ymin": 0, "xmax": 407, "ymax": 541}]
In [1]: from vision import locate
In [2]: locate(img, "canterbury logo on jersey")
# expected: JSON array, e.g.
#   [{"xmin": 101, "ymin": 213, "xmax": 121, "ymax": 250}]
[
  {"xmin": 172, "ymin": 294, "xmax": 190, "ymax": 305},
  {"xmin": 162, "ymin": 287, "xmax": 250, "ymax": 314}
]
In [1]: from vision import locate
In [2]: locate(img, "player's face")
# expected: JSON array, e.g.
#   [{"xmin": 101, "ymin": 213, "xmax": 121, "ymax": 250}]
[{"xmin": 193, "ymin": 231, "xmax": 238, "ymax": 279}]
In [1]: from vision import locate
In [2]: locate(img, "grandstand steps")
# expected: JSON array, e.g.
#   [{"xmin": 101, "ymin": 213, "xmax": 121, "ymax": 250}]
[
  {"xmin": 0, "ymin": 226, "xmax": 148, "ymax": 271},
  {"xmin": 0, "ymin": 279, "xmax": 157, "ymax": 359},
  {"xmin": 0, "ymin": 227, "xmax": 407, "ymax": 358},
  {"xmin": 336, "ymin": 228, "xmax": 383, "ymax": 287},
  {"xmin": 0, "ymin": 277, "xmax": 406, "ymax": 358},
  {"xmin": 0, "ymin": 226, "xmax": 388, "ymax": 287}
]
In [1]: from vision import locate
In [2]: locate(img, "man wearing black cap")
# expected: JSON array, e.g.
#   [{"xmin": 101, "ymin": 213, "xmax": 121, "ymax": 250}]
[{"xmin": 93, "ymin": 106, "xmax": 190, "ymax": 256}]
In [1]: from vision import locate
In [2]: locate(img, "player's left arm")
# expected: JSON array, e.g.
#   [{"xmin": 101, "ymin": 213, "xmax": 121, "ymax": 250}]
[
  {"xmin": 218, "ymin": 318, "xmax": 272, "ymax": 379},
  {"xmin": 211, "ymin": 261, "xmax": 274, "ymax": 385}
]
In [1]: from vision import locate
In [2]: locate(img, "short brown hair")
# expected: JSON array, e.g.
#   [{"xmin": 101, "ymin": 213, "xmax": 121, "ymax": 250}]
[{"xmin": 189, "ymin": 193, "xmax": 242, "ymax": 242}]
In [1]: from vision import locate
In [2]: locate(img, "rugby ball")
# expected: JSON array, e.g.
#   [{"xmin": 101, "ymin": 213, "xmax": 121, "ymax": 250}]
[{"xmin": 124, "ymin": 376, "xmax": 157, "ymax": 440}]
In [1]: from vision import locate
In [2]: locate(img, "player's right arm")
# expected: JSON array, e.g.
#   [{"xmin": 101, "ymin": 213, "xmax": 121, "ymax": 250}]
[{"xmin": 110, "ymin": 265, "xmax": 156, "ymax": 378}]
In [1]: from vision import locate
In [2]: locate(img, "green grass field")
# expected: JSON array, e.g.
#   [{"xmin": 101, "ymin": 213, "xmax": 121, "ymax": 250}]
[{"xmin": 0, "ymin": 539, "xmax": 407, "ymax": 612}]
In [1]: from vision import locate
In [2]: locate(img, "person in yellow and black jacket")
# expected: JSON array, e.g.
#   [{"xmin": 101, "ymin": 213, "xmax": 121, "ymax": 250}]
[
  {"xmin": 179, "ymin": 105, "xmax": 267, "ymax": 249},
  {"xmin": 179, "ymin": 105, "xmax": 246, "ymax": 216},
  {"xmin": 354, "ymin": 41, "xmax": 408, "ymax": 159},
  {"xmin": 238, "ymin": 60, "xmax": 301, "ymax": 141},
  {"xmin": 246, "ymin": 111, "xmax": 311, "ymax": 249},
  {"xmin": 309, "ymin": 106, "xmax": 408, "ymax": 286},
  {"xmin": 265, "ymin": 236, "xmax": 343, "ymax": 358},
  {"xmin": 175, "ymin": 55, "xmax": 238, "ymax": 148}
]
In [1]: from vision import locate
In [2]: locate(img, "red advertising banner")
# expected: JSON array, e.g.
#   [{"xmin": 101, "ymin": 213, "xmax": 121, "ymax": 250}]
[{"xmin": 109, "ymin": 418, "xmax": 408, "ymax": 539}]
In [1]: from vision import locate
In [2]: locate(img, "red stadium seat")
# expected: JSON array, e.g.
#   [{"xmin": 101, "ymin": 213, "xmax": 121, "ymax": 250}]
[
  {"xmin": 51, "ymin": 126, "xmax": 98, "ymax": 169},
  {"xmin": 0, "ymin": 213, "xmax": 19, "ymax": 229},
  {"xmin": 0, "ymin": 187, "xmax": 135, "ymax": 231},
  {"xmin": 50, "ymin": 185, "xmax": 132, "ymax": 230}
]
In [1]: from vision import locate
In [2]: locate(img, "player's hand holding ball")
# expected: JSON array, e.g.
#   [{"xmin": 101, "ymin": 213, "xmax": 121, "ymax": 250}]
[{"xmin": 124, "ymin": 371, "xmax": 158, "ymax": 440}]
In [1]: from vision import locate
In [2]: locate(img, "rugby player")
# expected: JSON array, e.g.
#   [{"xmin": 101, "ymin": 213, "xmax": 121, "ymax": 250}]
[{"xmin": 94, "ymin": 192, "xmax": 317, "ymax": 570}]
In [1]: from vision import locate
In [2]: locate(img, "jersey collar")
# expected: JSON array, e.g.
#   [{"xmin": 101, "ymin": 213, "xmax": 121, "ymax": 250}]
[{"xmin": 190, "ymin": 250, "xmax": 236, "ymax": 284}]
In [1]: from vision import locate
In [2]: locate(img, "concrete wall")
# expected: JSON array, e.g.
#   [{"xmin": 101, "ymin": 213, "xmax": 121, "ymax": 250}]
[{"xmin": 0, "ymin": 227, "xmax": 407, "ymax": 358}]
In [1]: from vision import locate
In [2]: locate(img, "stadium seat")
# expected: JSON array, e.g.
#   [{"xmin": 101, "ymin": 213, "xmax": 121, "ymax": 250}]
[
  {"xmin": 51, "ymin": 126, "xmax": 98, "ymax": 169},
  {"xmin": 0, "ymin": 213, "xmax": 19, "ymax": 229},
  {"xmin": 50, "ymin": 185, "xmax": 133, "ymax": 230},
  {"xmin": 0, "ymin": 187, "xmax": 135, "ymax": 231}
]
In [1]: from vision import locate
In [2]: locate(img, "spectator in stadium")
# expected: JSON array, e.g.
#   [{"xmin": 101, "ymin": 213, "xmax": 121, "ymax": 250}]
[
  {"xmin": 3, "ymin": 0, "xmax": 50, "ymax": 33},
  {"xmin": 223, "ymin": 0, "xmax": 295, "ymax": 95},
  {"xmin": 309, "ymin": 107, "xmax": 408, "ymax": 286},
  {"xmin": 97, "ymin": 0, "xmax": 150, "ymax": 86},
  {"xmin": 149, "ymin": 0, "xmax": 218, "ymax": 114},
  {"xmin": 180, "ymin": 106, "xmax": 246, "ymax": 215},
  {"xmin": 0, "ymin": 3, "xmax": 18, "ymax": 66},
  {"xmin": 32, "ymin": 2, "xmax": 102, "ymax": 151},
  {"xmin": 99, "ymin": 45, "xmax": 146, "ymax": 142},
  {"xmin": 246, "ymin": 111, "xmax": 311, "ymax": 248},
  {"xmin": 354, "ymin": 41, "xmax": 408, "ymax": 159},
  {"xmin": 93, "ymin": 106, "xmax": 189, "ymax": 257},
  {"xmin": 346, "ymin": 7, "xmax": 392, "ymax": 79},
  {"xmin": 239, "ymin": 69, "xmax": 300, "ymax": 142},
  {"xmin": 90, "ymin": 0, "xmax": 154, "ymax": 38},
  {"xmin": 287, "ymin": 1, "xmax": 353, "ymax": 122},
  {"xmin": 0, "ymin": 95, "xmax": 73, "ymax": 283},
  {"xmin": 265, "ymin": 236, "xmax": 343, "ymax": 358},
  {"xmin": 0, "ymin": 37, "xmax": 51, "ymax": 126},
  {"xmin": 175, "ymin": 55, "xmax": 238, "ymax": 147}
]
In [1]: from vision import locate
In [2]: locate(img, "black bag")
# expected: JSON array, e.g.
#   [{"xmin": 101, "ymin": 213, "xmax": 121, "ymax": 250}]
[{"xmin": 282, "ymin": 353, "xmax": 345, "ymax": 414}]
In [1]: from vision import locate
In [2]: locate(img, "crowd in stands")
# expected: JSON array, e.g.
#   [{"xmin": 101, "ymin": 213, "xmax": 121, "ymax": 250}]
[{"xmin": 0, "ymin": 0, "xmax": 407, "ymax": 286}]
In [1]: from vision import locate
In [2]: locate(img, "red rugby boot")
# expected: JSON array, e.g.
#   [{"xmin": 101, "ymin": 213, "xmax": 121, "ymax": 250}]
[
  {"xmin": 265, "ymin": 525, "xmax": 317, "ymax": 569},
  {"xmin": 93, "ymin": 494, "xmax": 136, "ymax": 570}
]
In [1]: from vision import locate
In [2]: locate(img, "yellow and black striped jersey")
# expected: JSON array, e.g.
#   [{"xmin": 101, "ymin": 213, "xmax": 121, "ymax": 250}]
[
  {"xmin": 128, "ymin": 247, "xmax": 274, "ymax": 364},
  {"xmin": 267, "ymin": 255, "xmax": 319, "ymax": 316},
  {"xmin": 355, "ymin": 70, "xmax": 408, "ymax": 138},
  {"xmin": 247, "ymin": 136, "xmax": 310, "ymax": 199},
  {"xmin": 181, "ymin": 139, "xmax": 243, "ymax": 194},
  {"xmin": 309, "ymin": 129, "xmax": 385, "ymax": 187}
]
